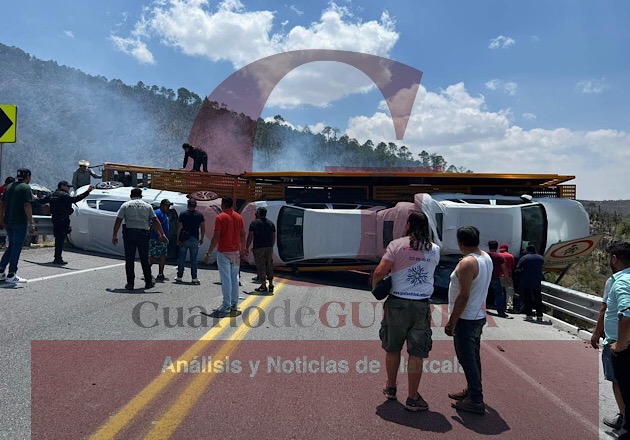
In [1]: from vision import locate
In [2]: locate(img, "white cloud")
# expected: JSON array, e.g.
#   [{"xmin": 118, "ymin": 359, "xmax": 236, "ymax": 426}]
[
  {"xmin": 110, "ymin": 35, "xmax": 156, "ymax": 65},
  {"xmin": 485, "ymin": 79, "xmax": 499, "ymax": 90},
  {"xmin": 485, "ymin": 79, "xmax": 518, "ymax": 95},
  {"xmin": 522, "ymin": 112, "xmax": 537, "ymax": 121},
  {"xmin": 530, "ymin": 35, "xmax": 540, "ymax": 42},
  {"xmin": 289, "ymin": 4, "xmax": 304, "ymax": 16},
  {"xmin": 577, "ymin": 78, "xmax": 608, "ymax": 94},
  {"xmin": 488, "ymin": 35, "xmax": 515, "ymax": 49},
  {"xmin": 113, "ymin": 0, "xmax": 399, "ymax": 107},
  {"xmin": 62, "ymin": 30, "xmax": 75, "ymax": 39},
  {"xmin": 345, "ymin": 82, "xmax": 629, "ymax": 200}
]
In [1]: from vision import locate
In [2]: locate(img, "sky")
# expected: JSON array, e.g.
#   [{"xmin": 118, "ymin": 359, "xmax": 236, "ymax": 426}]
[{"xmin": 1, "ymin": 0, "xmax": 629, "ymax": 200}]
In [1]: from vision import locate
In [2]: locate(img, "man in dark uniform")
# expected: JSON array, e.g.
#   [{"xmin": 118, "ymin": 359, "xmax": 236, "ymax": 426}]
[
  {"xmin": 517, "ymin": 244, "xmax": 545, "ymax": 322},
  {"xmin": 182, "ymin": 143, "xmax": 208, "ymax": 172},
  {"xmin": 49, "ymin": 181, "xmax": 94, "ymax": 264}
]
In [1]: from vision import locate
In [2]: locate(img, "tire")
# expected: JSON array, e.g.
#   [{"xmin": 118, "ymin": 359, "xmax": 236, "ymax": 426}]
[{"xmin": 95, "ymin": 181, "xmax": 125, "ymax": 190}]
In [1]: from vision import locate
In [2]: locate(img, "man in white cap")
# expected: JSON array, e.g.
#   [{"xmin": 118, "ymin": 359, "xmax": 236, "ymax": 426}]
[{"xmin": 72, "ymin": 160, "xmax": 101, "ymax": 190}]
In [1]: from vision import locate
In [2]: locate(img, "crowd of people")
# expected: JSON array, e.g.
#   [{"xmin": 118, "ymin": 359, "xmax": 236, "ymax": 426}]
[
  {"xmin": 111, "ymin": 190, "xmax": 276, "ymax": 319},
  {"xmin": 2, "ymin": 157, "xmax": 628, "ymax": 432},
  {"xmin": 0, "ymin": 161, "xmax": 100, "ymax": 283},
  {"xmin": 371, "ymin": 211, "xmax": 630, "ymax": 429}
]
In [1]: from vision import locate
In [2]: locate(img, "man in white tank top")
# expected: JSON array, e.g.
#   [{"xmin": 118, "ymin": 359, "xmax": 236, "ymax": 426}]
[{"xmin": 445, "ymin": 226, "xmax": 492, "ymax": 415}]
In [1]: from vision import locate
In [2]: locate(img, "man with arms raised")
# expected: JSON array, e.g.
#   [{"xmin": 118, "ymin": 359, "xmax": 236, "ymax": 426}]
[{"xmin": 445, "ymin": 226, "xmax": 493, "ymax": 415}]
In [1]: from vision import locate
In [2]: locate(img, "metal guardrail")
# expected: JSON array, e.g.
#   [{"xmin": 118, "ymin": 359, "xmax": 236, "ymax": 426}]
[
  {"xmin": 0, "ymin": 215, "xmax": 54, "ymax": 236},
  {"xmin": 541, "ymin": 281, "xmax": 602, "ymax": 328}
]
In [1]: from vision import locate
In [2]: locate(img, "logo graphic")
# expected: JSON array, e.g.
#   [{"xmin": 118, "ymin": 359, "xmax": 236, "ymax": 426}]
[{"xmin": 406, "ymin": 265, "xmax": 428, "ymax": 286}]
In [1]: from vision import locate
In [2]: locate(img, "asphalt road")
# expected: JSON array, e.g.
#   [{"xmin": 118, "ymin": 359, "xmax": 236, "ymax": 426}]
[{"xmin": 0, "ymin": 245, "xmax": 620, "ymax": 439}]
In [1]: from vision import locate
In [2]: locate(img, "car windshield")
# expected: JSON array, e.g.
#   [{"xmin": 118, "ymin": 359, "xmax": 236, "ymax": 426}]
[
  {"xmin": 277, "ymin": 206, "xmax": 305, "ymax": 262},
  {"xmin": 521, "ymin": 204, "xmax": 547, "ymax": 254}
]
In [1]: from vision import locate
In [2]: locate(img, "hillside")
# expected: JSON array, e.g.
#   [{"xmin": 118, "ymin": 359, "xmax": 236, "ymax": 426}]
[{"xmin": 0, "ymin": 43, "xmax": 466, "ymax": 190}]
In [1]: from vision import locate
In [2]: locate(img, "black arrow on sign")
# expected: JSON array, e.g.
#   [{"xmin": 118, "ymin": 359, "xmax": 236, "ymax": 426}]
[{"xmin": 0, "ymin": 108, "xmax": 14, "ymax": 139}]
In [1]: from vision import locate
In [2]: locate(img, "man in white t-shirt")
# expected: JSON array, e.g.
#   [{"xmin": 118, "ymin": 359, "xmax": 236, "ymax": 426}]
[{"xmin": 445, "ymin": 226, "xmax": 493, "ymax": 415}]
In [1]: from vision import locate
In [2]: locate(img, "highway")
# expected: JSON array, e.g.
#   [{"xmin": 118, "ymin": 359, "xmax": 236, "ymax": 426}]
[{"xmin": 0, "ymin": 246, "xmax": 618, "ymax": 439}]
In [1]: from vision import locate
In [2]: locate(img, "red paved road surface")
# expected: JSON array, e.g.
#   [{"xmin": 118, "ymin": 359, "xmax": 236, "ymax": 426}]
[{"xmin": 32, "ymin": 339, "xmax": 598, "ymax": 439}]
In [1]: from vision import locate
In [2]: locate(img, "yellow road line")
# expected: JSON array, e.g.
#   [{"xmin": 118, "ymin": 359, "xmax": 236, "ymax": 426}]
[
  {"xmin": 142, "ymin": 290, "xmax": 280, "ymax": 440},
  {"xmin": 88, "ymin": 292, "xmax": 263, "ymax": 440}
]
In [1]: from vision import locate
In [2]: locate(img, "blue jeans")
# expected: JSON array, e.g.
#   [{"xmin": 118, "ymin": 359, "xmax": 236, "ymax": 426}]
[
  {"xmin": 177, "ymin": 237, "xmax": 199, "ymax": 279},
  {"xmin": 0, "ymin": 223, "xmax": 28, "ymax": 275},
  {"xmin": 453, "ymin": 318, "xmax": 486, "ymax": 404},
  {"xmin": 491, "ymin": 278, "xmax": 505, "ymax": 315},
  {"xmin": 217, "ymin": 252, "xmax": 240, "ymax": 308}
]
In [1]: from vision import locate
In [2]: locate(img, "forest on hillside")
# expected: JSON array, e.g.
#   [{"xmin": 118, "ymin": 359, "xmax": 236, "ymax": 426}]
[{"xmin": 0, "ymin": 43, "xmax": 470, "ymax": 191}]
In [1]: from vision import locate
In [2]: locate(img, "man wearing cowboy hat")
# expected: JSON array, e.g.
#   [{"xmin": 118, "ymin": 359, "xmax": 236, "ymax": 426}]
[{"xmin": 72, "ymin": 160, "xmax": 101, "ymax": 190}]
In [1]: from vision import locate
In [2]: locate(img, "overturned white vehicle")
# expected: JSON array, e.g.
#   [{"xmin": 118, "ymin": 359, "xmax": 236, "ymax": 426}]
[{"xmin": 68, "ymin": 184, "xmax": 591, "ymax": 288}]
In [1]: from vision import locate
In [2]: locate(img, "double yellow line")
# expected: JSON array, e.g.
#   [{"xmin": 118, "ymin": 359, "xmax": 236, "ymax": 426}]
[{"xmin": 89, "ymin": 287, "xmax": 279, "ymax": 440}]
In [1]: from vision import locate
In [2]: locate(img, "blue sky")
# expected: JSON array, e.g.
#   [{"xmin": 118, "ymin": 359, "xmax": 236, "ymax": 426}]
[{"xmin": 1, "ymin": 0, "xmax": 629, "ymax": 199}]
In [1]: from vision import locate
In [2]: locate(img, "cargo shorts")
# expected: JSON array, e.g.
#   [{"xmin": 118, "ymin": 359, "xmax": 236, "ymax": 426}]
[
  {"xmin": 149, "ymin": 239, "xmax": 168, "ymax": 258},
  {"xmin": 379, "ymin": 295, "xmax": 433, "ymax": 358}
]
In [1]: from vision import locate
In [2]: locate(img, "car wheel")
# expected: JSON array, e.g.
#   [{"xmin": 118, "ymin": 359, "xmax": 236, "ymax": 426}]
[
  {"xmin": 189, "ymin": 190, "xmax": 218, "ymax": 201},
  {"xmin": 95, "ymin": 181, "xmax": 125, "ymax": 190}
]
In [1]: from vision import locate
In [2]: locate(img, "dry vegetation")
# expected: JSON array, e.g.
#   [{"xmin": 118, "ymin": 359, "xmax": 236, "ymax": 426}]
[{"xmin": 555, "ymin": 200, "xmax": 630, "ymax": 296}]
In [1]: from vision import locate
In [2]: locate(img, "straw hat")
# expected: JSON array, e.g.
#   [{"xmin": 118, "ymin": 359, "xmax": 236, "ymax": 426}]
[{"xmin": 78, "ymin": 160, "xmax": 90, "ymax": 166}]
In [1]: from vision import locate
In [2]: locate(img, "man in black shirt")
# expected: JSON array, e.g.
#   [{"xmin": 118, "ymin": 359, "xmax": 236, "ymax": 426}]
[
  {"xmin": 49, "ymin": 181, "xmax": 94, "ymax": 264},
  {"xmin": 245, "ymin": 206, "xmax": 276, "ymax": 292},
  {"xmin": 176, "ymin": 199, "xmax": 206, "ymax": 284},
  {"xmin": 182, "ymin": 143, "xmax": 208, "ymax": 172}
]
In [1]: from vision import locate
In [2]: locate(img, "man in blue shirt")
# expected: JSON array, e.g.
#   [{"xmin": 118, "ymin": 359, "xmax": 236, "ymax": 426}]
[
  {"xmin": 149, "ymin": 199, "xmax": 172, "ymax": 281},
  {"xmin": 605, "ymin": 241, "xmax": 630, "ymax": 439}
]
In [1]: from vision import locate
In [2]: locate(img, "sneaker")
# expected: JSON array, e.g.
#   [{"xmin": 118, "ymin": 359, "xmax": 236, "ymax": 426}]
[
  {"xmin": 382, "ymin": 383, "xmax": 397, "ymax": 400},
  {"xmin": 192, "ymin": 278, "xmax": 201, "ymax": 285},
  {"xmin": 452, "ymin": 397, "xmax": 485, "ymax": 415},
  {"xmin": 125, "ymin": 283, "xmax": 134, "ymax": 290},
  {"xmin": 498, "ymin": 313, "xmax": 509, "ymax": 318},
  {"xmin": 215, "ymin": 305, "xmax": 231, "ymax": 316},
  {"xmin": 230, "ymin": 304, "xmax": 239, "ymax": 313},
  {"xmin": 0, "ymin": 272, "xmax": 6, "ymax": 282},
  {"xmin": 156, "ymin": 274, "xmax": 167, "ymax": 281},
  {"xmin": 405, "ymin": 393, "xmax": 428, "ymax": 412},
  {"xmin": 144, "ymin": 281, "xmax": 155, "ymax": 289},
  {"xmin": 448, "ymin": 388, "xmax": 469, "ymax": 401},
  {"xmin": 603, "ymin": 413, "xmax": 624, "ymax": 430},
  {"xmin": 5, "ymin": 275, "xmax": 27, "ymax": 284},
  {"xmin": 175, "ymin": 276, "xmax": 183, "ymax": 283},
  {"xmin": 524, "ymin": 315, "xmax": 534, "ymax": 322},
  {"xmin": 536, "ymin": 316, "xmax": 544, "ymax": 323},
  {"xmin": 52, "ymin": 259, "xmax": 68, "ymax": 265},
  {"xmin": 254, "ymin": 285, "xmax": 268, "ymax": 292},
  {"xmin": 268, "ymin": 284, "xmax": 274, "ymax": 293}
]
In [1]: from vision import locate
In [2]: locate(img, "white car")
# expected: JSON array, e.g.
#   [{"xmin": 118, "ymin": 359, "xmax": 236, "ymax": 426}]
[
  {"xmin": 241, "ymin": 193, "xmax": 591, "ymax": 289},
  {"xmin": 68, "ymin": 184, "xmax": 222, "ymax": 262},
  {"xmin": 68, "ymin": 185, "xmax": 591, "ymax": 288}
]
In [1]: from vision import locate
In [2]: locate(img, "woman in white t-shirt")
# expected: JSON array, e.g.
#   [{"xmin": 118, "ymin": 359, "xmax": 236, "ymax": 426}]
[{"xmin": 372, "ymin": 211, "xmax": 440, "ymax": 412}]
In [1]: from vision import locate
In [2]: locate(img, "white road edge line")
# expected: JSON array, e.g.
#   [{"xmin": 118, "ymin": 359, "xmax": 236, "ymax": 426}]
[
  {"xmin": 483, "ymin": 340, "xmax": 600, "ymax": 436},
  {"xmin": 26, "ymin": 263, "xmax": 126, "ymax": 283}
]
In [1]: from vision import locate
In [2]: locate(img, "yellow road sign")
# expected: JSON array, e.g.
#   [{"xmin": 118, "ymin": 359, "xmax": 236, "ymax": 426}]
[{"xmin": 0, "ymin": 105, "xmax": 17, "ymax": 143}]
